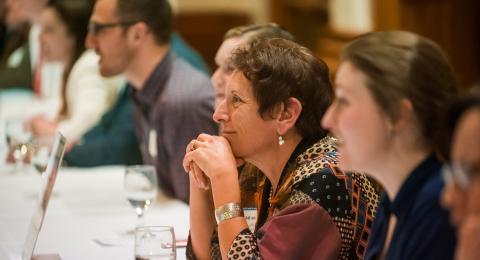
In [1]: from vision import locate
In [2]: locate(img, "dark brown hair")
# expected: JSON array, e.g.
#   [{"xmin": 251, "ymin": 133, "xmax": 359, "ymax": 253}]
[
  {"xmin": 231, "ymin": 38, "xmax": 333, "ymax": 138},
  {"xmin": 115, "ymin": 0, "xmax": 172, "ymax": 44},
  {"xmin": 49, "ymin": 0, "xmax": 92, "ymax": 64},
  {"xmin": 341, "ymin": 31, "xmax": 459, "ymax": 152},
  {"xmin": 442, "ymin": 92, "xmax": 480, "ymax": 161},
  {"xmin": 48, "ymin": 0, "xmax": 93, "ymax": 115}
]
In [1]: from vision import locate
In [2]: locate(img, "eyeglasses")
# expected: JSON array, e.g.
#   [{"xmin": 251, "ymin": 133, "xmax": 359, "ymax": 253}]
[
  {"xmin": 88, "ymin": 21, "xmax": 139, "ymax": 35},
  {"xmin": 442, "ymin": 162, "xmax": 480, "ymax": 189}
]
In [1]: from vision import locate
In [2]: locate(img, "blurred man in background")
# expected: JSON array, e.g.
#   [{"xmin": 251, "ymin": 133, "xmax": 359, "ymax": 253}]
[{"xmin": 86, "ymin": 0, "xmax": 217, "ymax": 203}]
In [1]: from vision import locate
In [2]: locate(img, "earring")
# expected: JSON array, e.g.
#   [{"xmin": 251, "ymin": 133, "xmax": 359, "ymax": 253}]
[{"xmin": 278, "ymin": 135, "xmax": 285, "ymax": 146}]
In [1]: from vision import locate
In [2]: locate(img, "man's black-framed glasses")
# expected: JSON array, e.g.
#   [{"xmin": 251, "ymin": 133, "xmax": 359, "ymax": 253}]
[{"xmin": 88, "ymin": 21, "xmax": 139, "ymax": 35}]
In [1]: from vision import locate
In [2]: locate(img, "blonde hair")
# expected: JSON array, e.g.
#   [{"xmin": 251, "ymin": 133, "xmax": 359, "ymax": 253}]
[{"xmin": 224, "ymin": 23, "xmax": 294, "ymax": 43}]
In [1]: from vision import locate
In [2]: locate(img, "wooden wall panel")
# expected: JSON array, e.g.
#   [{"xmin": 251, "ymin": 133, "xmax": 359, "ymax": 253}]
[
  {"xmin": 269, "ymin": 0, "xmax": 328, "ymax": 49},
  {"xmin": 374, "ymin": 0, "xmax": 480, "ymax": 88},
  {"xmin": 174, "ymin": 12, "xmax": 252, "ymax": 73}
]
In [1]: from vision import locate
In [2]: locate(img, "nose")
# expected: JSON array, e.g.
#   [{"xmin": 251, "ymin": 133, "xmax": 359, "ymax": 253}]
[
  {"xmin": 321, "ymin": 103, "xmax": 336, "ymax": 131},
  {"xmin": 212, "ymin": 99, "xmax": 229, "ymax": 124}
]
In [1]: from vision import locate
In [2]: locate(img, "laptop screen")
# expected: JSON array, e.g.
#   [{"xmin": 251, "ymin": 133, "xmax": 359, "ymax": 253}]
[{"xmin": 21, "ymin": 132, "xmax": 66, "ymax": 260}]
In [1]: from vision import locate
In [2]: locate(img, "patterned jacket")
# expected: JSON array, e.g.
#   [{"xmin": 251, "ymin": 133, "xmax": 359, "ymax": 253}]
[{"xmin": 189, "ymin": 136, "xmax": 379, "ymax": 260}]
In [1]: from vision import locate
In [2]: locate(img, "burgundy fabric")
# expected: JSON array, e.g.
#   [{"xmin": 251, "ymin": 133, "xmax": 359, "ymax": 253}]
[{"xmin": 257, "ymin": 203, "xmax": 341, "ymax": 260}]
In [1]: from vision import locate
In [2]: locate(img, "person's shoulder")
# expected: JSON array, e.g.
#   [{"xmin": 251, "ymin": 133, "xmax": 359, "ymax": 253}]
[
  {"xmin": 288, "ymin": 138, "xmax": 350, "ymax": 215},
  {"xmin": 421, "ymin": 168, "xmax": 445, "ymax": 194},
  {"xmin": 412, "ymin": 171, "xmax": 447, "ymax": 215},
  {"xmin": 401, "ymin": 170, "xmax": 454, "ymax": 243},
  {"xmin": 68, "ymin": 50, "xmax": 100, "ymax": 78},
  {"xmin": 170, "ymin": 55, "xmax": 211, "ymax": 87},
  {"xmin": 165, "ymin": 55, "xmax": 214, "ymax": 105},
  {"xmin": 401, "ymin": 172, "xmax": 456, "ymax": 259},
  {"xmin": 72, "ymin": 49, "xmax": 99, "ymax": 68}
]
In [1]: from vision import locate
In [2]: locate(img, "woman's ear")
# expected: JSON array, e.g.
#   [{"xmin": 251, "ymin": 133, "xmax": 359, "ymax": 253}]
[
  {"xmin": 277, "ymin": 97, "xmax": 302, "ymax": 135},
  {"xmin": 392, "ymin": 98, "xmax": 415, "ymax": 132}
]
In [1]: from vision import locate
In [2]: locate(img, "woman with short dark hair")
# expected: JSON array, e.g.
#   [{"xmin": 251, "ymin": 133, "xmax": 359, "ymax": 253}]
[{"xmin": 185, "ymin": 38, "xmax": 379, "ymax": 260}]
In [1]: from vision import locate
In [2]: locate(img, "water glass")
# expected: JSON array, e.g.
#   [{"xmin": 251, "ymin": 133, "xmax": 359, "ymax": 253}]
[
  {"xmin": 31, "ymin": 136, "xmax": 54, "ymax": 175},
  {"xmin": 125, "ymin": 165, "xmax": 158, "ymax": 228},
  {"xmin": 5, "ymin": 120, "xmax": 32, "ymax": 172},
  {"xmin": 0, "ymin": 122, "xmax": 7, "ymax": 167},
  {"xmin": 135, "ymin": 226, "xmax": 176, "ymax": 260}
]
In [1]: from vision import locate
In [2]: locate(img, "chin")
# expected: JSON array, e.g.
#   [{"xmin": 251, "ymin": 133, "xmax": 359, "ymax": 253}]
[
  {"xmin": 229, "ymin": 144, "xmax": 245, "ymax": 158},
  {"xmin": 339, "ymin": 154, "xmax": 366, "ymax": 173},
  {"xmin": 99, "ymin": 67, "xmax": 118, "ymax": 77}
]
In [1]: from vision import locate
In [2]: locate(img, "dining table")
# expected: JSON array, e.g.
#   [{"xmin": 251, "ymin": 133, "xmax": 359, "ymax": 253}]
[{"xmin": 0, "ymin": 165, "xmax": 190, "ymax": 260}]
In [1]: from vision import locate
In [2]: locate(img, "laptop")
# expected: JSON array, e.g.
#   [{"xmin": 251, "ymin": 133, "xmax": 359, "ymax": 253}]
[{"xmin": 21, "ymin": 132, "xmax": 66, "ymax": 260}]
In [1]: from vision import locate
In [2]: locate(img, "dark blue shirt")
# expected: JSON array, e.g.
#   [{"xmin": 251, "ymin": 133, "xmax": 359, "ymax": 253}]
[{"xmin": 365, "ymin": 155, "xmax": 456, "ymax": 260}]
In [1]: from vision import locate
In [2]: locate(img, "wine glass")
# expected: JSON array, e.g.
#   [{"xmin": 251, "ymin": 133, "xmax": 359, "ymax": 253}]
[
  {"xmin": 135, "ymin": 226, "xmax": 176, "ymax": 260},
  {"xmin": 5, "ymin": 120, "xmax": 32, "ymax": 172},
  {"xmin": 125, "ymin": 165, "xmax": 158, "ymax": 229},
  {"xmin": 30, "ymin": 136, "xmax": 53, "ymax": 175},
  {"xmin": 0, "ymin": 123, "xmax": 7, "ymax": 168}
]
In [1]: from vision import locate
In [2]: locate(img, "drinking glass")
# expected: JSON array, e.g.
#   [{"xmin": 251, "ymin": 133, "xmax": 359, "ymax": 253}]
[
  {"xmin": 135, "ymin": 226, "xmax": 176, "ymax": 260},
  {"xmin": 5, "ymin": 120, "xmax": 32, "ymax": 172},
  {"xmin": 0, "ymin": 122, "xmax": 7, "ymax": 168},
  {"xmin": 30, "ymin": 136, "xmax": 53, "ymax": 175},
  {"xmin": 125, "ymin": 165, "xmax": 158, "ymax": 228}
]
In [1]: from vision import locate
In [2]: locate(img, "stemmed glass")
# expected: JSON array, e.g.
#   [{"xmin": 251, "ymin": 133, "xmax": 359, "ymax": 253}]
[
  {"xmin": 0, "ymin": 123, "xmax": 7, "ymax": 168},
  {"xmin": 135, "ymin": 226, "xmax": 176, "ymax": 260},
  {"xmin": 5, "ymin": 120, "xmax": 32, "ymax": 172},
  {"xmin": 125, "ymin": 165, "xmax": 158, "ymax": 229},
  {"xmin": 30, "ymin": 136, "xmax": 53, "ymax": 175}
]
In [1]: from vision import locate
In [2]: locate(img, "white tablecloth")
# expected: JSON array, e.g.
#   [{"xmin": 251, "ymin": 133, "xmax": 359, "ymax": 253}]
[
  {"xmin": 0, "ymin": 88, "xmax": 60, "ymax": 122},
  {"xmin": 0, "ymin": 166, "xmax": 190, "ymax": 260}
]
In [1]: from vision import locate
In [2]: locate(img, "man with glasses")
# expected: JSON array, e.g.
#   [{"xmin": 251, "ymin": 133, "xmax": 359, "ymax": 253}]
[
  {"xmin": 442, "ymin": 91, "xmax": 480, "ymax": 260},
  {"xmin": 86, "ymin": 0, "xmax": 217, "ymax": 204}
]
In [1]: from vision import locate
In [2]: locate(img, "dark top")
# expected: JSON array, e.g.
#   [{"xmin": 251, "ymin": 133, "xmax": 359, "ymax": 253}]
[
  {"xmin": 63, "ymin": 86, "xmax": 142, "ymax": 166},
  {"xmin": 365, "ymin": 154, "xmax": 457, "ymax": 260},
  {"xmin": 132, "ymin": 51, "xmax": 217, "ymax": 204}
]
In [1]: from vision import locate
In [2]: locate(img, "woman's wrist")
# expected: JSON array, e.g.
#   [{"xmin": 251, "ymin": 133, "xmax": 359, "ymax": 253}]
[
  {"xmin": 210, "ymin": 172, "xmax": 241, "ymax": 208},
  {"xmin": 215, "ymin": 202, "xmax": 244, "ymax": 224}
]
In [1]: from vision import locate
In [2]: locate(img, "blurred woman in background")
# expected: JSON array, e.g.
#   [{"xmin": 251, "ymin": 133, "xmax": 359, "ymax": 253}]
[
  {"xmin": 322, "ymin": 31, "xmax": 458, "ymax": 259},
  {"xmin": 29, "ymin": 0, "xmax": 122, "ymax": 142}
]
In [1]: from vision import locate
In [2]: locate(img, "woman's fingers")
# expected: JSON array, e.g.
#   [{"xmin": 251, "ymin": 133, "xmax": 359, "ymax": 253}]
[
  {"xmin": 183, "ymin": 134, "xmax": 239, "ymax": 182},
  {"xmin": 186, "ymin": 160, "xmax": 210, "ymax": 190},
  {"xmin": 192, "ymin": 163, "xmax": 210, "ymax": 190},
  {"xmin": 182, "ymin": 153, "xmax": 192, "ymax": 173}
]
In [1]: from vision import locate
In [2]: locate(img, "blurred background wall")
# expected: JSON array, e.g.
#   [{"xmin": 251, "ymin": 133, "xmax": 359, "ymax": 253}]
[{"xmin": 173, "ymin": 0, "xmax": 479, "ymax": 89}]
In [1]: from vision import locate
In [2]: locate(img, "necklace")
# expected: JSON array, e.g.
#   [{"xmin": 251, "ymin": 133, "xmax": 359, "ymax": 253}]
[{"xmin": 269, "ymin": 186, "xmax": 274, "ymax": 207}]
